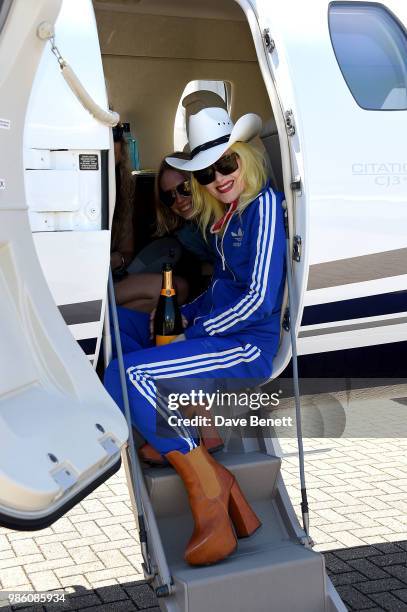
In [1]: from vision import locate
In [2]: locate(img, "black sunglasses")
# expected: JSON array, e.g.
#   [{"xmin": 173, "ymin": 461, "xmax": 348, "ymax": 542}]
[
  {"xmin": 192, "ymin": 152, "xmax": 239, "ymax": 186},
  {"xmin": 159, "ymin": 179, "xmax": 192, "ymax": 208}
]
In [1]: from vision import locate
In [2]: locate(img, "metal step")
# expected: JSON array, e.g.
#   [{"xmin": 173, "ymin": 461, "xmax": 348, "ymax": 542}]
[
  {"xmin": 144, "ymin": 451, "xmax": 327, "ymax": 612},
  {"xmin": 144, "ymin": 450, "xmax": 281, "ymax": 518}
]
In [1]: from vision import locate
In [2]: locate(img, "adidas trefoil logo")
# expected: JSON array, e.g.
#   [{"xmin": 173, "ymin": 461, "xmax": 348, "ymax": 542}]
[{"xmin": 231, "ymin": 227, "xmax": 244, "ymax": 247}]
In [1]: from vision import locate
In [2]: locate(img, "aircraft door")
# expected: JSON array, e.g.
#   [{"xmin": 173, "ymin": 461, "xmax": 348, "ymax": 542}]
[{"xmin": 0, "ymin": 0, "xmax": 128, "ymax": 531}]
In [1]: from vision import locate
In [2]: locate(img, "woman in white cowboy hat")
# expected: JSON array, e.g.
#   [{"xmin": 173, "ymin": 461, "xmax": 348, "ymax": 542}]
[{"xmin": 104, "ymin": 92, "xmax": 286, "ymax": 567}]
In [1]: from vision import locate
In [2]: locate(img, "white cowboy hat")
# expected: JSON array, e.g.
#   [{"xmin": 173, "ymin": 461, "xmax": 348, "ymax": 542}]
[{"xmin": 166, "ymin": 91, "xmax": 262, "ymax": 172}]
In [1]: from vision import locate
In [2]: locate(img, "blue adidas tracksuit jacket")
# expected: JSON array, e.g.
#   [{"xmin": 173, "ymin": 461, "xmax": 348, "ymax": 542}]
[{"xmin": 104, "ymin": 184, "xmax": 286, "ymax": 454}]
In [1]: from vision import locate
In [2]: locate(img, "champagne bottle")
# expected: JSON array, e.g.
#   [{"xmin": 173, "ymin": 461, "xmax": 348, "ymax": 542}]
[{"xmin": 154, "ymin": 263, "xmax": 183, "ymax": 346}]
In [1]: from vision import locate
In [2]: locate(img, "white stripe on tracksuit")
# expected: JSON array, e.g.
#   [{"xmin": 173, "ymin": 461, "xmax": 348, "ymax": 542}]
[
  {"xmin": 132, "ymin": 345, "xmax": 260, "ymax": 376},
  {"xmin": 131, "ymin": 344, "xmax": 245, "ymax": 371},
  {"xmin": 131, "ymin": 375, "xmax": 195, "ymax": 449},
  {"xmin": 126, "ymin": 343, "xmax": 261, "ymax": 449},
  {"xmin": 204, "ymin": 189, "xmax": 276, "ymax": 335}
]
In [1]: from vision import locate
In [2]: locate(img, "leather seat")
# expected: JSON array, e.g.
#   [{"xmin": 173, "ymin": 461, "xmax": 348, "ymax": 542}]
[{"xmin": 260, "ymin": 118, "xmax": 284, "ymax": 192}]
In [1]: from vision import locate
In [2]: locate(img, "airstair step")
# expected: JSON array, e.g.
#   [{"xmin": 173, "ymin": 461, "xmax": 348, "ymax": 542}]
[
  {"xmin": 155, "ymin": 497, "xmax": 326, "ymax": 612},
  {"xmin": 144, "ymin": 451, "xmax": 281, "ymax": 518},
  {"xmin": 145, "ymin": 451, "xmax": 326, "ymax": 611}
]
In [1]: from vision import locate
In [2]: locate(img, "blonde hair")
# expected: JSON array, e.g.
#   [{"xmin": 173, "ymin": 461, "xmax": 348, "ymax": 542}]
[
  {"xmin": 191, "ymin": 141, "xmax": 267, "ymax": 235},
  {"xmin": 154, "ymin": 152, "xmax": 191, "ymax": 236}
]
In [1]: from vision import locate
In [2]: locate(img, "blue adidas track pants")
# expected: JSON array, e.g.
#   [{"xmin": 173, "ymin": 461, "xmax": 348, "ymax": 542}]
[{"xmin": 104, "ymin": 307, "xmax": 272, "ymax": 455}]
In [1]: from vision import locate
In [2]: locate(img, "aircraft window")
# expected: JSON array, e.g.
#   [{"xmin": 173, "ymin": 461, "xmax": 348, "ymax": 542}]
[
  {"xmin": 174, "ymin": 80, "xmax": 230, "ymax": 151},
  {"xmin": 329, "ymin": 3, "xmax": 407, "ymax": 110}
]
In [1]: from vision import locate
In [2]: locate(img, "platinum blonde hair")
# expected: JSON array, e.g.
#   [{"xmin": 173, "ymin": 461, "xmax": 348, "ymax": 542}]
[{"xmin": 191, "ymin": 141, "xmax": 267, "ymax": 235}]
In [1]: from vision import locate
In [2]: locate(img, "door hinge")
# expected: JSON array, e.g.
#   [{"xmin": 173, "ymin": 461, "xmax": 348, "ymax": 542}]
[
  {"xmin": 282, "ymin": 307, "xmax": 290, "ymax": 332},
  {"xmin": 263, "ymin": 28, "xmax": 275, "ymax": 52},
  {"xmin": 293, "ymin": 235, "xmax": 302, "ymax": 262},
  {"xmin": 284, "ymin": 109, "xmax": 296, "ymax": 136},
  {"xmin": 290, "ymin": 175, "xmax": 302, "ymax": 193}
]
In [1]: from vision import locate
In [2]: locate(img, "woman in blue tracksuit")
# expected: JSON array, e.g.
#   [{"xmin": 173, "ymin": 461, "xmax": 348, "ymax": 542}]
[{"xmin": 104, "ymin": 91, "xmax": 286, "ymax": 566}]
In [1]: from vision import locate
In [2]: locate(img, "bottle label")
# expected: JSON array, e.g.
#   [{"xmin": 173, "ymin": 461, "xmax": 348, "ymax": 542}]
[{"xmin": 156, "ymin": 335, "xmax": 177, "ymax": 346}]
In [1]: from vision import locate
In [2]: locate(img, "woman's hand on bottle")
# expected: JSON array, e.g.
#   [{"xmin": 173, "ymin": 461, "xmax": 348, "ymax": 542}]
[
  {"xmin": 171, "ymin": 319, "xmax": 188, "ymax": 343},
  {"xmin": 172, "ymin": 334, "xmax": 186, "ymax": 343}
]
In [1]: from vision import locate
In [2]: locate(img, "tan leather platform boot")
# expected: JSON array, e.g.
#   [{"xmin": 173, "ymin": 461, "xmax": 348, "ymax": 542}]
[{"xmin": 165, "ymin": 445, "xmax": 261, "ymax": 566}]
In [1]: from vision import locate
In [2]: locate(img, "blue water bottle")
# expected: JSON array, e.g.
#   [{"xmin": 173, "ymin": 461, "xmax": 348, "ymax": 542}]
[{"xmin": 122, "ymin": 122, "xmax": 140, "ymax": 170}]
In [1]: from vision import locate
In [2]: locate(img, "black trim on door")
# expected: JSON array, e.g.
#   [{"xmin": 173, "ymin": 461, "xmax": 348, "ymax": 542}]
[
  {"xmin": 280, "ymin": 340, "xmax": 407, "ymax": 381},
  {"xmin": 302, "ymin": 290, "xmax": 407, "ymax": 326},
  {"xmin": 58, "ymin": 300, "xmax": 102, "ymax": 325},
  {"xmin": 101, "ymin": 149, "xmax": 109, "ymax": 230},
  {"xmin": 77, "ymin": 337, "xmax": 98, "ymax": 355}
]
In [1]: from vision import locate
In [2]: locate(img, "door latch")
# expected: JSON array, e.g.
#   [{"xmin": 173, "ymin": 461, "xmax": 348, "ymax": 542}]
[
  {"xmin": 282, "ymin": 307, "xmax": 290, "ymax": 332},
  {"xmin": 284, "ymin": 109, "xmax": 296, "ymax": 136},
  {"xmin": 263, "ymin": 28, "xmax": 275, "ymax": 52},
  {"xmin": 290, "ymin": 176, "xmax": 302, "ymax": 193},
  {"xmin": 293, "ymin": 235, "xmax": 302, "ymax": 262}
]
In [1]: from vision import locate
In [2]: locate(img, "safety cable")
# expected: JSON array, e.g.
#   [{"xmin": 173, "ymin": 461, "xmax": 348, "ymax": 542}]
[
  {"xmin": 282, "ymin": 203, "xmax": 313, "ymax": 546},
  {"xmin": 107, "ymin": 271, "xmax": 173, "ymax": 597},
  {"xmin": 50, "ymin": 35, "xmax": 65, "ymax": 67}
]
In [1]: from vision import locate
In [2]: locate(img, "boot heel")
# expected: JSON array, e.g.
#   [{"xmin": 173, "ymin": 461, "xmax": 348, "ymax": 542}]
[
  {"xmin": 196, "ymin": 415, "xmax": 224, "ymax": 454},
  {"xmin": 228, "ymin": 480, "xmax": 261, "ymax": 538}
]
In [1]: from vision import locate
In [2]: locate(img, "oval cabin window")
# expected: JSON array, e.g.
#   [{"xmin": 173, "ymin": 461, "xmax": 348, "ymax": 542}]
[{"xmin": 329, "ymin": 3, "xmax": 407, "ymax": 110}]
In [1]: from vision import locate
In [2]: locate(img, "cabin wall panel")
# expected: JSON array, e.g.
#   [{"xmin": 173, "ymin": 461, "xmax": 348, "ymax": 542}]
[
  {"xmin": 95, "ymin": 10, "xmax": 256, "ymax": 62},
  {"xmin": 102, "ymin": 55, "xmax": 271, "ymax": 168},
  {"xmin": 93, "ymin": 0, "xmax": 245, "ymax": 22},
  {"xmin": 95, "ymin": 8, "xmax": 272, "ymax": 168}
]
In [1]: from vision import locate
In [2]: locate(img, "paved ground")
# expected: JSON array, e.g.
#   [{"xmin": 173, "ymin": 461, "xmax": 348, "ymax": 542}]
[
  {"xmin": 276, "ymin": 385, "xmax": 407, "ymax": 552},
  {"xmin": 0, "ymin": 467, "xmax": 156, "ymax": 611},
  {"xmin": 0, "ymin": 384, "xmax": 406, "ymax": 611},
  {"xmin": 275, "ymin": 383, "xmax": 407, "ymax": 610},
  {"xmin": 280, "ymin": 435, "xmax": 407, "ymax": 611},
  {"xmin": 325, "ymin": 541, "xmax": 407, "ymax": 611}
]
